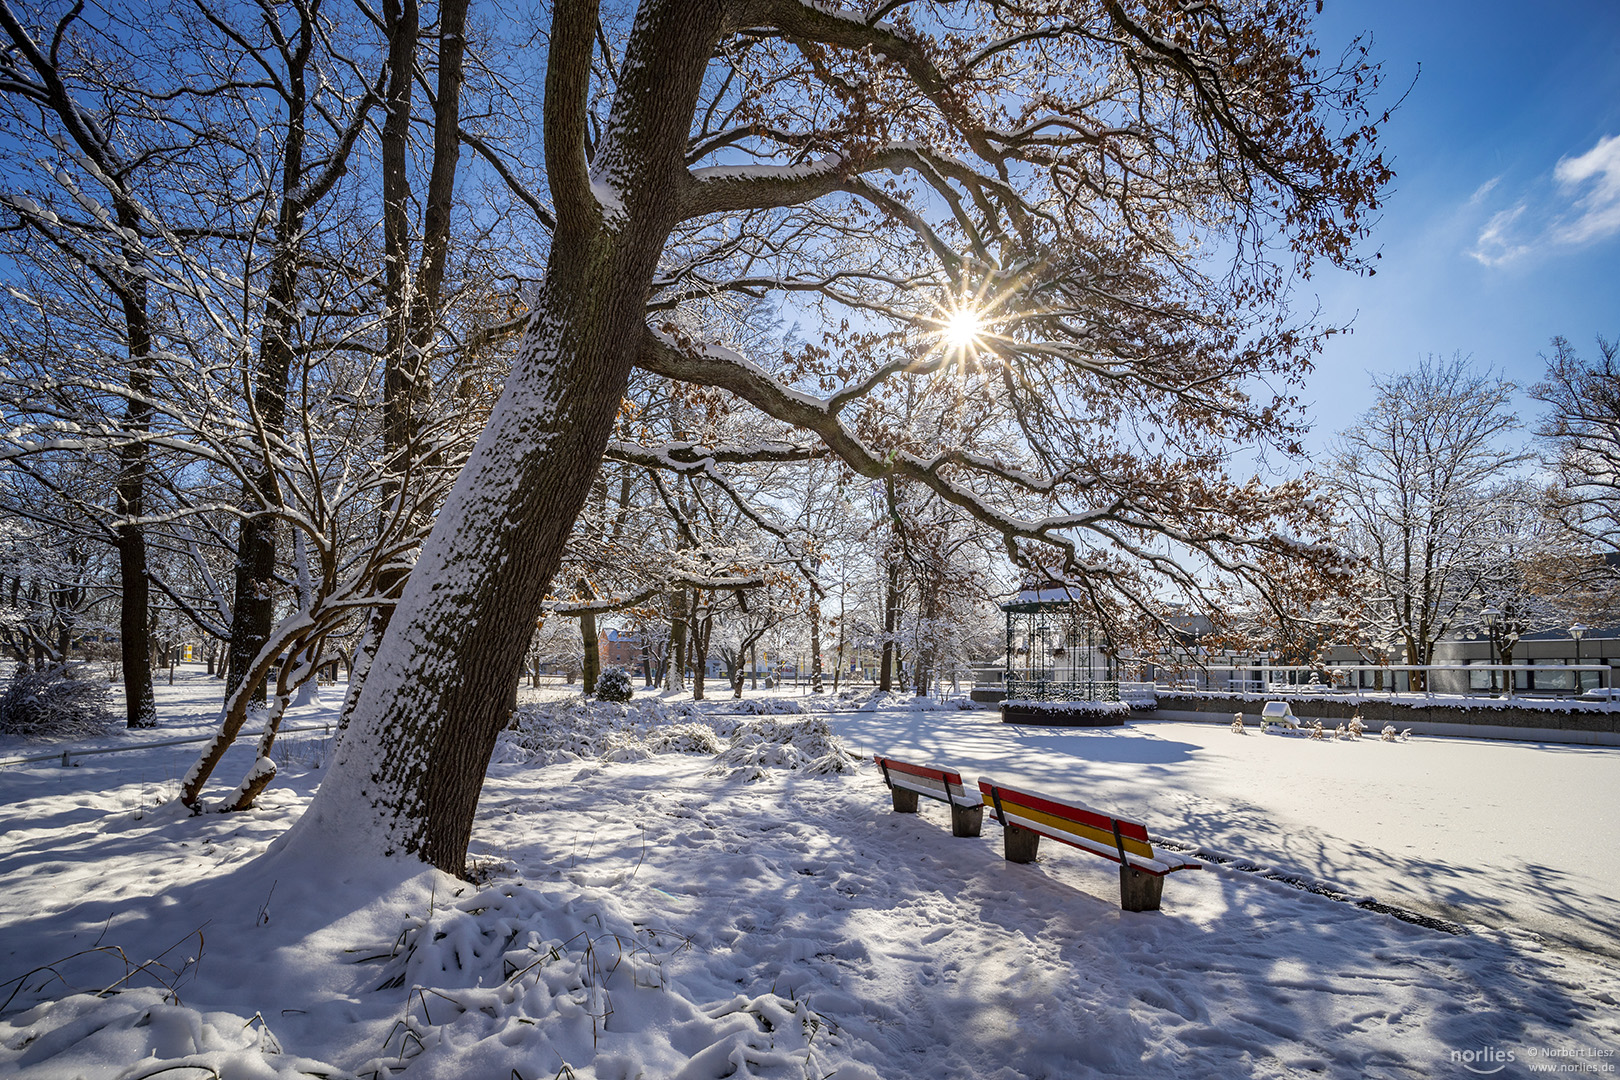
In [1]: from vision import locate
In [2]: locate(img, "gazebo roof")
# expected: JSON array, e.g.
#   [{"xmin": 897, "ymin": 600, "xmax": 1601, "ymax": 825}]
[{"xmin": 1001, "ymin": 585, "xmax": 1089, "ymax": 614}]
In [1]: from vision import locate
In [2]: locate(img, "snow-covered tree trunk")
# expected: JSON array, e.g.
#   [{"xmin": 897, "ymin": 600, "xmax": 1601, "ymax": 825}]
[
  {"xmin": 808, "ymin": 600, "xmax": 823, "ymax": 693},
  {"xmin": 281, "ymin": 0, "xmax": 722, "ymax": 873},
  {"xmin": 879, "ymin": 560, "xmax": 900, "ymax": 693},
  {"xmin": 665, "ymin": 585, "xmax": 687, "ymax": 692}
]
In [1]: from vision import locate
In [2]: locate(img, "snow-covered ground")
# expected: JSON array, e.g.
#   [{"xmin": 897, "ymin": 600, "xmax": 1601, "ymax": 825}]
[
  {"xmin": 1, "ymin": 668, "xmax": 1618, "ymax": 1079},
  {"xmin": 822, "ymin": 707, "xmax": 1620, "ymax": 959}
]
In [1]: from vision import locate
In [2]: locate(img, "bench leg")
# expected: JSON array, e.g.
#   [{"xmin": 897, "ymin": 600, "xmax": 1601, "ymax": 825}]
[
  {"xmin": 1119, "ymin": 865, "xmax": 1165, "ymax": 912},
  {"xmin": 950, "ymin": 803, "xmax": 984, "ymax": 838},
  {"xmin": 1003, "ymin": 823, "xmax": 1040, "ymax": 863},
  {"xmin": 890, "ymin": 787, "xmax": 919, "ymax": 813}
]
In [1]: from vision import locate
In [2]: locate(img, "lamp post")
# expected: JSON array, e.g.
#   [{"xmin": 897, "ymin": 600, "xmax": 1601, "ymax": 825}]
[
  {"xmin": 1481, "ymin": 605, "xmax": 1502, "ymax": 695},
  {"xmin": 1570, "ymin": 622, "xmax": 1589, "ymax": 692}
]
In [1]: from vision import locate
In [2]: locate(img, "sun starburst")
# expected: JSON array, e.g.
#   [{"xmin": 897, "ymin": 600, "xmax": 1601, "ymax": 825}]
[{"xmin": 940, "ymin": 305, "xmax": 986, "ymax": 352}]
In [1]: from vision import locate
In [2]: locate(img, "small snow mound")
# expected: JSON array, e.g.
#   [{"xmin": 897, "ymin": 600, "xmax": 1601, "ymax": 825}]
[
  {"xmin": 0, "ymin": 989, "xmax": 335, "ymax": 1078},
  {"xmin": 355, "ymin": 879, "xmax": 841, "ymax": 1079}
]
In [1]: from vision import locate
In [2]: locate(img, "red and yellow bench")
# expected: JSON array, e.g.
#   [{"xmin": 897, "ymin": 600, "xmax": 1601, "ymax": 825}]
[
  {"xmin": 978, "ymin": 778, "xmax": 1202, "ymax": 911},
  {"xmin": 873, "ymin": 755, "xmax": 985, "ymax": 837}
]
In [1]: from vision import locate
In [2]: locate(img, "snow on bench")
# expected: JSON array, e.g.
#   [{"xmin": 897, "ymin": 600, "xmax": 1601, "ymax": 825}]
[
  {"xmin": 978, "ymin": 778, "xmax": 1202, "ymax": 912},
  {"xmin": 1261, "ymin": 700, "xmax": 1300, "ymax": 729},
  {"xmin": 873, "ymin": 754, "xmax": 985, "ymax": 837}
]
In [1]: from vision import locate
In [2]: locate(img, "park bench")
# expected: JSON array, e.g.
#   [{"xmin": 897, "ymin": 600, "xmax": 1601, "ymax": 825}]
[
  {"xmin": 1260, "ymin": 700, "xmax": 1300, "ymax": 729},
  {"xmin": 873, "ymin": 754, "xmax": 985, "ymax": 837},
  {"xmin": 977, "ymin": 778, "xmax": 1202, "ymax": 911}
]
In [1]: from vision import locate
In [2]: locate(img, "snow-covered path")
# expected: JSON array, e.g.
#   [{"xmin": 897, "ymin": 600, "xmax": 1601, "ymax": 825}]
[{"xmin": 823, "ymin": 708, "xmax": 1620, "ymax": 959}]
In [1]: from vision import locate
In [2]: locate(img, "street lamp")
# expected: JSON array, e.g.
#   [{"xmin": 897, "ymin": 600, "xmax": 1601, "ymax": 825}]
[
  {"xmin": 1481, "ymin": 605, "xmax": 1503, "ymax": 695},
  {"xmin": 1571, "ymin": 622, "xmax": 1590, "ymax": 691}
]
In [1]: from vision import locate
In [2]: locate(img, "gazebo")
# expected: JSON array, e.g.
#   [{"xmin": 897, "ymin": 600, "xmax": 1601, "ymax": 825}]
[{"xmin": 1002, "ymin": 585, "xmax": 1119, "ymax": 704}]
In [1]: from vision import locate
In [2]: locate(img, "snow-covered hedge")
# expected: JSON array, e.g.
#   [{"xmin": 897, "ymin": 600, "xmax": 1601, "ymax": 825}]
[
  {"xmin": 1002, "ymin": 698, "xmax": 1128, "ymax": 719},
  {"xmin": 0, "ymin": 663, "xmax": 113, "ymax": 740}
]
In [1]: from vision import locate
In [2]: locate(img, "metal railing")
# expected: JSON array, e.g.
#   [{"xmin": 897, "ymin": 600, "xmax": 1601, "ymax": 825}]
[
  {"xmin": 0, "ymin": 723, "xmax": 334, "ymax": 770},
  {"xmin": 1149, "ymin": 664, "xmax": 1612, "ymax": 699},
  {"xmin": 1003, "ymin": 677, "xmax": 1121, "ymax": 703}
]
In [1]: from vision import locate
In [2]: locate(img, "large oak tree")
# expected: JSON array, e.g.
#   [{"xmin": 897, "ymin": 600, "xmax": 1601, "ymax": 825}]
[{"xmin": 277, "ymin": 0, "xmax": 1391, "ymax": 874}]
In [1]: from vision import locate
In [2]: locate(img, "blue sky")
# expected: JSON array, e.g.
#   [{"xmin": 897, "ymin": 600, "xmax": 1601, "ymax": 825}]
[{"xmin": 1296, "ymin": 0, "xmax": 1620, "ymax": 457}]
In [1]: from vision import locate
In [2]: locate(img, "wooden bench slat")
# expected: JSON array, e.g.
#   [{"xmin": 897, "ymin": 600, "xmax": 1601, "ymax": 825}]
[
  {"xmin": 891, "ymin": 773, "xmax": 970, "ymax": 802},
  {"xmin": 977, "ymin": 780, "xmax": 1151, "ymax": 845},
  {"xmin": 979, "ymin": 778, "xmax": 1203, "ymax": 879},
  {"xmin": 995, "ymin": 808, "xmax": 1178, "ymax": 874},
  {"xmin": 875, "ymin": 755, "xmax": 978, "ymax": 807},
  {"xmin": 990, "ymin": 799, "xmax": 1157, "ymax": 862},
  {"xmin": 880, "ymin": 758, "xmax": 964, "ymax": 784}
]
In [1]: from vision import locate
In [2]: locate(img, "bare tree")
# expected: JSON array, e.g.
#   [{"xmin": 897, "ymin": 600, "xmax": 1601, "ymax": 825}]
[
  {"xmin": 1324, "ymin": 354, "xmax": 1527, "ymax": 682},
  {"xmin": 1531, "ymin": 334, "xmax": 1620, "ymax": 591}
]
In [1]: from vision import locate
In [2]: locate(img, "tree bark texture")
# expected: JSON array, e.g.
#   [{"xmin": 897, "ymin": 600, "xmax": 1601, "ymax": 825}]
[
  {"xmin": 809, "ymin": 600, "xmax": 823, "ymax": 693},
  {"xmin": 880, "ymin": 560, "xmax": 900, "ymax": 693},
  {"xmin": 580, "ymin": 612, "xmax": 600, "ymax": 694},
  {"xmin": 116, "ymin": 283, "xmax": 157, "ymax": 728},
  {"xmin": 665, "ymin": 585, "xmax": 688, "ymax": 692},
  {"xmin": 283, "ymin": 0, "xmax": 726, "ymax": 874}
]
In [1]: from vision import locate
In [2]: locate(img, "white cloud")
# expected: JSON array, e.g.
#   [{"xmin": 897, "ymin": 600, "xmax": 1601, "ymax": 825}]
[
  {"xmin": 1467, "ymin": 133, "xmax": 1620, "ymax": 266},
  {"xmin": 1469, "ymin": 203, "xmax": 1531, "ymax": 266},
  {"xmin": 1551, "ymin": 133, "xmax": 1620, "ymax": 245},
  {"xmin": 1467, "ymin": 176, "xmax": 1501, "ymax": 205}
]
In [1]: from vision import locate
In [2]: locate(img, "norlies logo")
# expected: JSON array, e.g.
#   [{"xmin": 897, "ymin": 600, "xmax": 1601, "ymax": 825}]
[{"xmin": 1454, "ymin": 1047, "xmax": 1516, "ymax": 1074}]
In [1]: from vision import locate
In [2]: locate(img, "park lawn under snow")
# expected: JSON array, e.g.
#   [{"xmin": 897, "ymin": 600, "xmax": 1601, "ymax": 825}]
[{"xmin": 0, "ymin": 670, "xmax": 1616, "ymax": 1079}]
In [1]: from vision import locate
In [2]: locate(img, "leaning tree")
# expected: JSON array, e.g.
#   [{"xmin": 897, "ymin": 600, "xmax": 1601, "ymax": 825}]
[{"xmin": 280, "ymin": 0, "xmax": 1391, "ymax": 874}]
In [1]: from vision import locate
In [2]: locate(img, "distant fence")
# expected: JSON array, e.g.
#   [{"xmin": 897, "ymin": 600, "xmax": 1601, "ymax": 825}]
[
  {"xmin": 0, "ymin": 723, "xmax": 334, "ymax": 770},
  {"xmin": 1004, "ymin": 677, "xmax": 1120, "ymax": 702},
  {"xmin": 1150, "ymin": 664, "xmax": 1611, "ymax": 699}
]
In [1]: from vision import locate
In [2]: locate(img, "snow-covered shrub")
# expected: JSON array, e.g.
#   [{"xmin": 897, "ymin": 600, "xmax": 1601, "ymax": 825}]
[
  {"xmin": 595, "ymin": 666, "xmax": 634, "ymax": 702},
  {"xmin": 718, "ymin": 717, "xmax": 860, "ymax": 779},
  {"xmin": 1348, "ymin": 715, "xmax": 1365, "ymax": 739},
  {"xmin": 730, "ymin": 697, "xmax": 805, "ymax": 715},
  {"xmin": 496, "ymin": 698, "xmax": 628, "ymax": 765},
  {"xmin": 1001, "ymin": 699, "xmax": 1129, "ymax": 722},
  {"xmin": 0, "ymin": 663, "xmax": 113, "ymax": 740},
  {"xmin": 645, "ymin": 722, "xmax": 724, "ymax": 754},
  {"xmin": 496, "ymin": 698, "xmax": 730, "ymax": 765},
  {"xmin": 1231, "ymin": 713, "xmax": 1246, "ymax": 733}
]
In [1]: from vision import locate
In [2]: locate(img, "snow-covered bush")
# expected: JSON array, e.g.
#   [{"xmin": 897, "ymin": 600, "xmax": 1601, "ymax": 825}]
[
  {"xmin": 645, "ymin": 722, "xmax": 725, "ymax": 754},
  {"xmin": 595, "ymin": 666, "xmax": 634, "ymax": 702},
  {"xmin": 495, "ymin": 698, "xmax": 857, "ymax": 778},
  {"xmin": 0, "ymin": 663, "xmax": 113, "ymax": 740},
  {"xmin": 718, "ymin": 717, "xmax": 860, "ymax": 779},
  {"xmin": 496, "ymin": 698, "xmax": 725, "ymax": 765}
]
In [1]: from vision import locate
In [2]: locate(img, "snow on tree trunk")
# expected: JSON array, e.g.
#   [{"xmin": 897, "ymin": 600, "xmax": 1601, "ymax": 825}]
[
  {"xmin": 280, "ymin": 0, "xmax": 724, "ymax": 874},
  {"xmin": 280, "ymin": 291, "xmax": 644, "ymax": 868}
]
